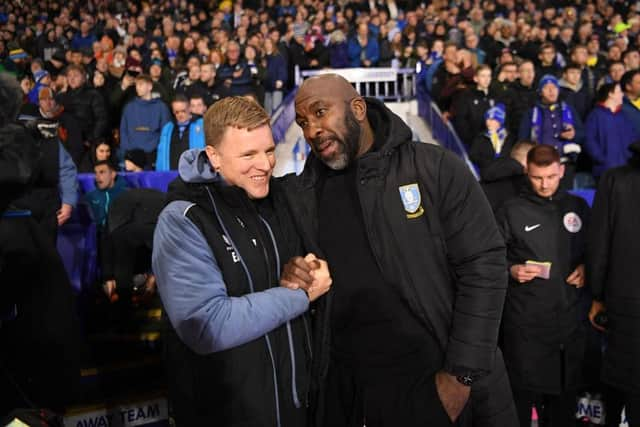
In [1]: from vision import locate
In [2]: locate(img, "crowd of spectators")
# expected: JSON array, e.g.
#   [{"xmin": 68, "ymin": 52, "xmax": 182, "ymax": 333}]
[
  {"xmin": 2, "ymin": 0, "xmax": 640, "ymax": 182},
  {"xmin": 4, "ymin": 0, "xmax": 640, "ymax": 422}
]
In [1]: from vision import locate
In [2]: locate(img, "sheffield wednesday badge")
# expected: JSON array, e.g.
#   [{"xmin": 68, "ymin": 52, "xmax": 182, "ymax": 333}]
[{"xmin": 398, "ymin": 184, "xmax": 424, "ymax": 219}]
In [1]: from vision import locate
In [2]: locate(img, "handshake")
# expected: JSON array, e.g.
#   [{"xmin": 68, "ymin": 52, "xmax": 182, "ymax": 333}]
[{"xmin": 280, "ymin": 253, "xmax": 333, "ymax": 302}]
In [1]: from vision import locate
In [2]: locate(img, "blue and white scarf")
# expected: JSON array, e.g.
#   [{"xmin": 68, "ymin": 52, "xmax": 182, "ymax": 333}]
[{"xmin": 530, "ymin": 102, "xmax": 574, "ymax": 143}]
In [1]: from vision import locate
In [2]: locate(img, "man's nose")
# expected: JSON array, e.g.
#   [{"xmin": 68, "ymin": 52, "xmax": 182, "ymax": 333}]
[{"xmin": 255, "ymin": 153, "xmax": 273, "ymax": 171}]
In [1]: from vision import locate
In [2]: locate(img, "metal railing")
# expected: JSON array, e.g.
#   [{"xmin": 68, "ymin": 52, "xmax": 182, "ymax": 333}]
[{"xmin": 295, "ymin": 67, "xmax": 417, "ymax": 102}]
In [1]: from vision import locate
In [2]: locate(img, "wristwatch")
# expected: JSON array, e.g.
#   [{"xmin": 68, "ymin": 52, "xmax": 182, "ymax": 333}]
[{"xmin": 456, "ymin": 374, "xmax": 474, "ymax": 387}]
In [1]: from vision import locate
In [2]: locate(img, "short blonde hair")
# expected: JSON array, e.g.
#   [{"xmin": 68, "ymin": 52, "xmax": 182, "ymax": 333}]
[{"xmin": 204, "ymin": 96, "xmax": 270, "ymax": 147}]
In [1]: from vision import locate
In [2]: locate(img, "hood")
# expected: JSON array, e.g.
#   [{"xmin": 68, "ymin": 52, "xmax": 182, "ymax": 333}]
[
  {"xmin": 558, "ymin": 78, "xmax": 583, "ymax": 92},
  {"xmin": 297, "ymin": 97, "xmax": 413, "ymax": 189},
  {"xmin": 519, "ymin": 179, "xmax": 568, "ymax": 204},
  {"xmin": 480, "ymin": 157, "xmax": 524, "ymax": 182},
  {"xmin": 366, "ymin": 97, "xmax": 413, "ymax": 152},
  {"xmin": 178, "ymin": 148, "xmax": 219, "ymax": 184}
]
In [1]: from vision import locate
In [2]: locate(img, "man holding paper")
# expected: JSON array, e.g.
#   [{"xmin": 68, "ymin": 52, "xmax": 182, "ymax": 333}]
[{"xmin": 496, "ymin": 144, "xmax": 590, "ymax": 427}]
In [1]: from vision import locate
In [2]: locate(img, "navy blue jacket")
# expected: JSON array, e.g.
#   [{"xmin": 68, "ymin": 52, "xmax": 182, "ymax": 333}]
[
  {"xmin": 263, "ymin": 53, "xmax": 288, "ymax": 91},
  {"xmin": 518, "ymin": 102, "xmax": 585, "ymax": 153},
  {"xmin": 329, "ymin": 42, "xmax": 350, "ymax": 68},
  {"xmin": 120, "ymin": 97, "xmax": 171, "ymax": 154},
  {"xmin": 585, "ymin": 105, "xmax": 640, "ymax": 177},
  {"xmin": 216, "ymin": 61, "xmax": 253, "ymax": 96},
  {"xmin": 347, "ymin": 36, "xmax": 380, "ymax": 67}
]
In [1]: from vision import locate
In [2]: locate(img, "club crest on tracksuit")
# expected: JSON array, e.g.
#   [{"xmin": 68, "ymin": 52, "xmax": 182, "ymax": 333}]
[
  {"xmin": 399, "ymin": 183, "xmax": 424, "ymax": 219},
  {"xmin": 563, "ymin": 212, "xmax": 582, "ymax": 233}
]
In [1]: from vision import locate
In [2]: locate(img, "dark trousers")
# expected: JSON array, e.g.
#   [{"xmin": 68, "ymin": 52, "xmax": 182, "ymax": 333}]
[
  {"xmin": 513, "ymin": 388, "xmax": 577, "ymax": 427},
  {"xmin": 99, "ymin": 223, "xmax": 154, "ymax": 289},
  {"xmin": 323, "ymin": 357, "xmax": 459, "ymax": 427},
  {"xmin": 604, "ymin": 386, "xmax": 640, "ymax": 427},
  {"xmin": 321, "ymin": 348, "xmax": 516, "ymax": 427}
]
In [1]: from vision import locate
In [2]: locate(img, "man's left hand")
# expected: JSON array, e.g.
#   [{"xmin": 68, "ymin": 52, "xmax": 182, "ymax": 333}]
[
  {"xmin": 566, "ymin": 264, "xmax": 585, "ymax": 287},
  {"xmin": 435, "ymin": 371, "xmax": 470, "ymax": 422},
  {"xmin": 57, "ymin": 203, "xmax": 73, "ymax": 226}
]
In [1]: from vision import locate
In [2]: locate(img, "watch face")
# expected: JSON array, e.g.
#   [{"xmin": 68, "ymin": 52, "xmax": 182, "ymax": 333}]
[{"xmin": 457, "ymin": 375, "xmax": 473, "ymax": 386}]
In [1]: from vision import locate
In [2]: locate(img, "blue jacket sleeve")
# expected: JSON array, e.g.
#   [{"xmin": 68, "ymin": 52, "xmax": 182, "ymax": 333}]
[
  {"xmin": 232, "ymin": 64, "xmax": 252, "ymax": 86},
  {"xmin": 367, "ymin": 38, "xmax": 380, "ymax": 65},
  {"xmin": 152, "ymin": 201, "xmax": 310, "ymax": 355},
  {"xmin": 584, "ymin": 111, "xmax": 604, "ymax": 164},
  {"xmin": 276, "ymin": 55, "xmax": 288, "ymax": 85},
  {"xmin": 58, "ymin": 143, "xmax": 78, "ymax": 207},
  {"xmin": 569, "ymin": 104, "xmax": 585, "ymax": 145},
  {"xmin": 347, "ymin": 38, "xmax": 361, "ymax": 67}
]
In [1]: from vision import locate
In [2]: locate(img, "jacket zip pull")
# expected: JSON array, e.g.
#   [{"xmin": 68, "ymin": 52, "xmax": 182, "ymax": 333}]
[{"xmin": 204, "ymin": 188, "xmax": 283, "ymax": 427}]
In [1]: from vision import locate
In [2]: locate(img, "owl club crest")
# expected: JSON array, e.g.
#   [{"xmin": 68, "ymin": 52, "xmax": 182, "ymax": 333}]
[{"xmin": 398, "ymin": 184, "xmax": 424, "ymax": 219}]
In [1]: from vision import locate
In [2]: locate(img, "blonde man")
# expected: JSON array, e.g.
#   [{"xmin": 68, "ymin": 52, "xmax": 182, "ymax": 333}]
[{"xmin": 152, "ymin": 97, "xmax": 332, "ymax": 427}]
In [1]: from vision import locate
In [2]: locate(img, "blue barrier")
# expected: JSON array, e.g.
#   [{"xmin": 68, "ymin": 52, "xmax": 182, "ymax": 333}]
[
  {"xmin": 58, "ymin": 171, "xmax": 178, "ymax": 292},
  {"xmin": 569, "ymin": 189, "xmax": 595, "ymax": 207},
  {"xmin": 271, "ymin": 89, "xmax": 299, "ymax": 144},
  {"xmin": 415, "ymin": 90, "xmax": 479, "ymax": 179}
]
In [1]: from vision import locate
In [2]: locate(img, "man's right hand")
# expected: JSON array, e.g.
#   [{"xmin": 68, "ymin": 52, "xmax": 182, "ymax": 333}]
[
  {"xmin": 281, "ymin": 254, "xmax": 332, "ymax": 301},
  {"xmin": 589, "ymin": 300, "xmax": 607, "ymax": 332},
  {"xmin": 121, "ymin": 74, "xmax": 134, "ymax": 91},
  {"xmin": 103, "ymin": 280, "xmax": 118, "ymax": 302},
  {"xmin": 510, "ymin": 264, "xmax": 541, "ymax": 283}
]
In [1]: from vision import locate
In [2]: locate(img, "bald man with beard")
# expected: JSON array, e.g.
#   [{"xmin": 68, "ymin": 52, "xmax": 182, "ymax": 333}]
[{"xmin": 280, "ymin": 74, "xmax": 517, "ymax": 427}]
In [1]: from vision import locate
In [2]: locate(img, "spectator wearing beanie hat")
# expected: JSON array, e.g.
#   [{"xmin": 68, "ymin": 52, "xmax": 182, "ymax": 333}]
[
  {"xmin": 519, "ymin": 74, "xmax": 584, "ymax": 158},
  {"xmin": 27, "ymin": 69, "xmax": 51, "ymax": 105},
  {"xmin": 470, "ymin": 103, "xmax": 516, "ymax": 171},
  {"xmin": 124, "ymin": 149, "xmax": 147, "ymax": 172}
]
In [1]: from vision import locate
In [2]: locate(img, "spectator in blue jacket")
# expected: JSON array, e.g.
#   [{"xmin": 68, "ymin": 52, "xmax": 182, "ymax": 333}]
[
  {"xmin": 423, "ymin": 39, "xmax": 444, "ymax": 93},
  {"xmin": 83, "ymin": 160, "xmax": 129, "ymax": 301},
  {"xmin": 621, "ymin": 69, "xmax": 640, "ymax": 133},
  {"xmin": 84, "ymin": 160, "xmax": 128, "ymax": 229},
  {"xmin": 585, "ymin": 82, "xmax": 640, "ymax": 178},
  {"xmin": 119, "ymin": 74, "xmax": 171, "ymax": 166},
  {"xmin": 70, "ymin": 21, "xmax": 96, "ymax": 51},
  {"xmin": 216, "ymin": 40, "xmax": 253, "ymax": 96},
  {"xmin": 156, "ymin": 95, "xmax": 205, "ymax": 171},
  {"xmin": 262, "ymin": 38, "xmax": 288, "ymax": 115},
  {"xmin": 347, "ymin": 23, "xmax": 380, "ymax": 67},
  {"xmin": 27, "ymin": 70, "xmax": 51, "ymax": 105},
  {"xmin": 328, "ymin": 30, "xmax": 349, "ymax": 69}
]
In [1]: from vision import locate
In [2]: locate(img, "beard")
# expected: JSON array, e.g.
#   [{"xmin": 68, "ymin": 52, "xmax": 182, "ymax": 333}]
[{"xmin": 311, "ymin": 107, "xmax": 361, "ymax": 170}]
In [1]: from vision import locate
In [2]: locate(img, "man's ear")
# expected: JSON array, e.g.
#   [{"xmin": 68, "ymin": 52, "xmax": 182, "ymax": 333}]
[
  {"xmin": 350, "ymin": 96, "xmax": 367, "ymax": 122},
  {"xmin": 559, "ymin": 163, "xmax": 566, "ymax": 179},
  {"xmin": 205, "ymin": 145, "xmax": 220, "ymax": 171}
]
